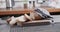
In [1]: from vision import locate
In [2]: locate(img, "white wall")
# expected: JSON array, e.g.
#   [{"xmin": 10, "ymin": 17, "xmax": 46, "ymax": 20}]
[
  {"xmin": 0, "ymin": 0, "xmax": 6, "ymax": 8},
  {"xmin": 13, "ymin": 0, "xmax": 28, "ymax": 8},
  {"xmin": 13, "ymin": 2, "xmax": 24, "ymax": 8},
  {"xmin": 12, "ymin": 0, "xmax": 38, "ymax": 8},
  {"xmin": 0, "ymin": 0, "xmax": 40, "ymax": 8}
]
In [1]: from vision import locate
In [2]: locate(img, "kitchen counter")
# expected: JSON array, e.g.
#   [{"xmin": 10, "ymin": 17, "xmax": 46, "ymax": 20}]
[
  {"xmin": 0, "ymin": 15, "xmax": 60, "ymax": 32},
  {"xmin": 0, "ymin": 8, "xmax": 33, "ymax": 16},
  {"xmin": 0, "ymin": 8, "xmax": 60, "ymax": 15}
]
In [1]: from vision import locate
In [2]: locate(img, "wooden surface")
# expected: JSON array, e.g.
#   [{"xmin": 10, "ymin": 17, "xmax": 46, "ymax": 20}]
[
  {"xmin": 18, "ymin": 20, "xmax": 51, "ymax": 26},
  {"xmin": 45, "ymin": 8, "xmax": 60, "ymax": 12},
  {"xmin": 0, "ymin": 8, "xmax": 60, "ymax": 16},
  {"xmin": 24, "ymin": 20, "xmax": 51, "ymax": 23},
  {"xmin": 0, "ymin": 9, "xmax": 33, "ymax": 16}
]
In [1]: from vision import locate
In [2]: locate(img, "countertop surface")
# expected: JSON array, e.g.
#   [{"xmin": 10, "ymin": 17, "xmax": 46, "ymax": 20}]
[
  {"xmin": 0, "ymin": 8, "xmax": 33, "ymax": 11},
  {"xmin": 0, "ymin": 15, "xmax": 60, "ymax": 32}
]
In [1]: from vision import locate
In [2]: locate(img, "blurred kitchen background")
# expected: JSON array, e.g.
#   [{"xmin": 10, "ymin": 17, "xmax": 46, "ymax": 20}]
[{"xmin": 0, "ymin": 0, "xmax": 60, "ymax": 9}]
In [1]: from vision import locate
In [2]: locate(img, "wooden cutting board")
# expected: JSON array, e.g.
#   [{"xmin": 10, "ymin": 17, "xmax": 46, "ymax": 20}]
[{"xmin": 17, "ymin": 20, "xmax": 51, "ymax": 26}]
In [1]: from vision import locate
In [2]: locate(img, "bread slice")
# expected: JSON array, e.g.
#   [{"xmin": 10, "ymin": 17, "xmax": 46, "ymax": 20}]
[
  {"xmin": 16, "ymin": 15, "xmax": 27, "ymax": 22},
  {"xmin": 30, "ymin": 12, "xmax": 35, "ymax": 20},
  {"xmin": 30, "ymin": 12, "xmax": 42, "ymax": 20},
  {"xmin": 6, "ymin": 16, "xmax": 14, "ymax": 24},
  {"xmin": 9, "ymin": 17, "xmax": 17, "ymax": 25},
  {"xmin": 24, "ymin": 14, "xmax": 33, "ymax": 21}
]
